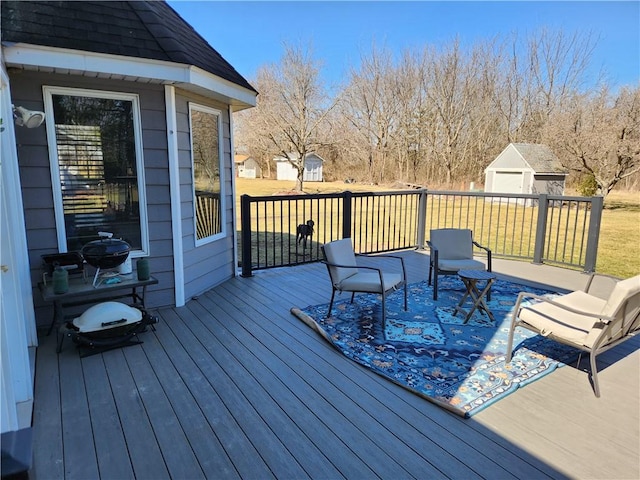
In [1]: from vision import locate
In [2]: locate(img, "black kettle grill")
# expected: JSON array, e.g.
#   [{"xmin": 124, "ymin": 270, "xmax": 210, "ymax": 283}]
[{"xmin": 81, "ymin": 232, "xmax": 131, "ymax": 286}]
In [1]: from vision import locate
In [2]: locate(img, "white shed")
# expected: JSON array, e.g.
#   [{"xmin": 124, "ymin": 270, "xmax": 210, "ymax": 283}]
[
  {"xmin": 274, "ymin": 153, "xmax": 324, "ymax": 182},
  {"xmin": 485, "ymin": 143, "xmax": 567, "ymax": 203},
  {"xmin": 235, "ymin": 154, "xmax": 262, "ymax": 179}
]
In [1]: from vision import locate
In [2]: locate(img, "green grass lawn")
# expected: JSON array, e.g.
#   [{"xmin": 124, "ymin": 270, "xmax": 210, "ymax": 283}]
[
  {"xmin": 596, "ymin": 191, "xmax": 640, "ymax": 278},
  {"xmin": 235, "ymin": 178, "xmax": 640, "ymax": 279}
]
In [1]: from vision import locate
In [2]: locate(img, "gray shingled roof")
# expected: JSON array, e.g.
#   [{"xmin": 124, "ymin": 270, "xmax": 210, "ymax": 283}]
[
  {"xmin": 512, "ymin": 143, "xmax": 567, "ymax": 173},
  {"xmin": 1, "ymin": 0, "xmax": 256, "ymax": 93}
]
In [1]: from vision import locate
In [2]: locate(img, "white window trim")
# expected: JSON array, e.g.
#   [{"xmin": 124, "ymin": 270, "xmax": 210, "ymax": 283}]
[
  {"xmin": 189, "ymin": 103, "xmax": 226, "ymax": 247},
  {"xmin": 43, "ymin": 85, "xmax": 149, "ymax": 255}
]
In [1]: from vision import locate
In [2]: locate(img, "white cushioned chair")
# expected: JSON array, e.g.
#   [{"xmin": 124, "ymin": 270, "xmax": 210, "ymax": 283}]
[
  {"xmin": 506, "ymin": 273, "xmax": 640, "ymax": 397},
  {"xmin": 321, "ymin": 238, "xmax": 407, "ymax": 327},
  {"xmin": 427, "ymin": 228, "xmax": 491, "ymax": 300}
]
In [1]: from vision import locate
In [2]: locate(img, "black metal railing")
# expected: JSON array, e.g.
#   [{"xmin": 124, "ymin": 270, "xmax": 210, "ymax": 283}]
[
  {"xmin": 423, "ymin": 192, "xmax": 603, "ymax": 270},
  {"xmin": 239, "ymin": 190, "xmax": 603, "ymax": 277}
]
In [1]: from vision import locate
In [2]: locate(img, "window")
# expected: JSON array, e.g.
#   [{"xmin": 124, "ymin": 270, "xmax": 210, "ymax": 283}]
[
  {"xmin": 44, "ymin": 87, "xmax": 148, "ymax": 253},
  {"xmin": 189, "ymin": 104, "xmax": 225, "ymax": 245}
]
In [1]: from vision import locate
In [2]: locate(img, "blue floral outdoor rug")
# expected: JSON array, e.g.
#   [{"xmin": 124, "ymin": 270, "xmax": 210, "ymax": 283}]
[{"xmin": 291, "ymin": 277, "xmax": 579, "ymax": 418}]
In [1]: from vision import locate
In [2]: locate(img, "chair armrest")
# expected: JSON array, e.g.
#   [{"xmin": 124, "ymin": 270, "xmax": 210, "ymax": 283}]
[
  {"xmin": 514, "ymin": 291, "xmax": 615, "ymax": 323},
  {"xmin": 426, "ymin": 241, "xmax": 438, "ymax": 266},
  {"xmin": 322, "ymin": 260, "xmax": 386, "ymax": 287},
  {"xmin": 472, "ymin": 240, "xmax": 491, "ymax": 271},
  {"xmin": 472, "ymin": 240, "xmax": 491, "ymax": 254},
  {"xmin": 321, "ymin": 260, "xmax": 383, "ymax": 275},
  {"xmin": 355, "ymin": 253, "xmax": 407, "ymax": 283}
]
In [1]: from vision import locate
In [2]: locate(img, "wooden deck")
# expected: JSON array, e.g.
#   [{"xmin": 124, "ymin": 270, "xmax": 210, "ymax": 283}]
[{"xmin": 31, "ymin": 252, "xmax": 640, "ymax": 479}]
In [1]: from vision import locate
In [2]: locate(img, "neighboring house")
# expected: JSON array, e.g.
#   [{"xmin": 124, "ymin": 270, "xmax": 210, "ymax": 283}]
[
  {"xmin": 0, "ymin": 0, "xmax": 256, "ymax": 470},
  {"xmin": 235, "ymin": 154, "xmax": 262, "ymax": 178},
  {"xmin": 484, "ymin": 143, "xmax": 567, "ymax": 204},
  {"xmin": 274, "ymin": 153, "xmax": 324, "ymax": 182}
]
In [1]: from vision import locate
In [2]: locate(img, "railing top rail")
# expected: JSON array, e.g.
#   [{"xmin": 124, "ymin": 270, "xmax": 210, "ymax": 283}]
[
  {"xmin": 242, "ymin": 189, "xmax": 426, "ymax": 202},
  {"xmin": 428, "ymin": 190, "xmax": 598, "ymax": 202},
  {"xmin": 242, "ymin": 190, "xmax": 599, "ymax": 203},
  {"xmin": 428, "ymin": 190, "xmax": 539, "ymax": 199},
  {"xmin": 240, "ymin": 192, "xmax": 345, "ymax": 202},
  {"xmin": 351, "ymin": 189, "xmax": 425, "ymax": 197},
  {"xmin": 546, "ymin": 195, "xmax": 603, "ymax": 202}
]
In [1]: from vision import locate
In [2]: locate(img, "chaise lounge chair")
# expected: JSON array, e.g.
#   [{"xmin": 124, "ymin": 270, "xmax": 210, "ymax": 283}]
[{"xmin": 506, "ymin": 273, "xmax": 640, "ymax": 397}]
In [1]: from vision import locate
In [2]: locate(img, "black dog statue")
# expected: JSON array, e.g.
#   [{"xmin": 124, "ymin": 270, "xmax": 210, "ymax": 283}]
[{"xmin": 296, "ymin": 220, "xmax": 315, "ymax": 249}]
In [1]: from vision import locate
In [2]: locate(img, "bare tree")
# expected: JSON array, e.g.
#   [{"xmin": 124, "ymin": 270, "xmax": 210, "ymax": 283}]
[
  {"xmin": 547, "ymin": 85, "xmax": 640, "ymax": 197},
  {"xmin": 421, "ymin": 39, "xmax": 490, "ymax": 186},
  {"xmin": 342, "ymin": 44, "xmax": 431, "ymax": 184},
  {"xmin": 240, "ymin": 43, "xmax": 335, "ymax": 191},
  {"xmin": 234, "ymin": 27, "xmax": 617, "ymax": 191},
  {"xmin": 525, "ymin": 28, "xmax": 597, "ymax": 140}
]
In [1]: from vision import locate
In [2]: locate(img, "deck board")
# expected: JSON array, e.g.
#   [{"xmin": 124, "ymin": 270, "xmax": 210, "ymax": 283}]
[
  {"xmin": 214, "ymin": 281, "xmax": 521, "ymax": 479},
  {"xmin": 82, "ymin": 354, "xmax": 134, "ymax": 480},
  {"xmin": 31, "ymin": 252, "xmax": 640, "ymax": 479},
  {"xmin": 195, "ymin": 290, "xmax": 449, "ymax": 479},
  {"xmin": 31, "ymin": 336, "xmax": 64, "ymax": 480},
  {"xmin": 101, "ymin": 349, "xmax": 171, "ymax": 479},
  {"xmin": 134, "ymin": 329, "xmax": 240, "ymax": 479},
  {"xmin": 154, "ymin": 308, "xmax": 269, "ymax": 479},
  {"xmin": 59, "ymin": 347, "xmax": 99, "ymax": 479},
  {"xmin": 178, "ymin": 300, "xmax": 338, "ymax": 479},
  {"xmin": 165, "ymin": 308, "xmax": 292, "ymax": 479}
]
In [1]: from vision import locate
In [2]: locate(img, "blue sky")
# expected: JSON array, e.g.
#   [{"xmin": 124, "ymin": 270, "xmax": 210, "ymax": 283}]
[{"xmin": 169, "ymin": 1, "xmax": 640, "ymax": 90}]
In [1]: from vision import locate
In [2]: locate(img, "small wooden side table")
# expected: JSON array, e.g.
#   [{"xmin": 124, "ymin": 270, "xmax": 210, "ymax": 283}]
[{"xmin": 454, "ymin": 269, "xmax": 496, "ymax": 323}]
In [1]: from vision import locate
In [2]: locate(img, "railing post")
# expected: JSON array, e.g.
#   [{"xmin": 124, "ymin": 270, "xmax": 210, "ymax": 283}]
[
  {"xmin": 342, "ymin": 191, "xmax": 352, "ymax": 239},
  {"xmin": 533, "ymin": 194, "xmax": 548, "ymax": 265},
  {"xmin": 416, "ymin": 189, "xmax": 427, "ymax": 249},
  {"xmin": 584, "ymin": 196, "xmax": 604, "ymax": 273},
  {"xmin": 240, "ymin": 194, "xmax": 253, "ymax": 277}
]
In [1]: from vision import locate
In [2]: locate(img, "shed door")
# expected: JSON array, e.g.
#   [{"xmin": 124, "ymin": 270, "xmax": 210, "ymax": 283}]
[
  {"xmin": 493, "ymin": 172, "xmax": 523, "ymax": 193},
  {"xmin": 304, "ymin": 160, "xmax": 321, "ymax": 181}
]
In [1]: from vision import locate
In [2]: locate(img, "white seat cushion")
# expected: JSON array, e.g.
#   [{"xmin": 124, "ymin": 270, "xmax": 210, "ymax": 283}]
[
  {"xmin": 438, "ymin": 258, "xmax": 485, "ymax": 272},
  {"xmin": 519, "ymin": 291, "xmax": 607, "ymax": 347},
  {"xmin": 338, "ymin": 271, "xmax": 402, "ymax": 293}
]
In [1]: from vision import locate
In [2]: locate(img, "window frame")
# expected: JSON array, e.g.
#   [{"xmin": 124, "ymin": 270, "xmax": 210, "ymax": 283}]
[
  {"xmin": 43, "ymin": 85, "xmax": 149, "ymax": 255},
  {"xmin": 188, "ymin": 102, "xmax": 226, "ymax": 246}
]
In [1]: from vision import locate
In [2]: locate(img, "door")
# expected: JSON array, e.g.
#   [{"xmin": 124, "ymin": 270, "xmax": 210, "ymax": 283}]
[
  {"xmin": 493, "ymin": 171, "xmax": 523, "ymax": 193},
  {"xmin": 1, "ymin": 66, "xmax": 37, "ymax": 433}
]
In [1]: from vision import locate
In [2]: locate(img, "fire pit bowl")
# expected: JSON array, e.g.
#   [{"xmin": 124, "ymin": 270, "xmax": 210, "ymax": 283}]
[{"xmin": 81, "ymin": 233, "xmax": 131, "ymax": 270}]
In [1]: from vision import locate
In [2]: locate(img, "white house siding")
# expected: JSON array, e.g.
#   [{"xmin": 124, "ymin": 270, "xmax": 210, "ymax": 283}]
[
  {"xmin": 242, "ymin": 158, "xmax": 261, "ymax": 179},
  {"xmin": 175, "ymin": 90, "xmax": 236, "ymax": 301},
  {"xmin": 276, "ymin": 160, "xmax": 298, "ymax": 181},
  {"xmin": 9, "ymin": 71, "xmax": 175, "ymax": 327},
  {"xmin": 275, "ymin": 153, "xmax": 324, "ymax": 181}
]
